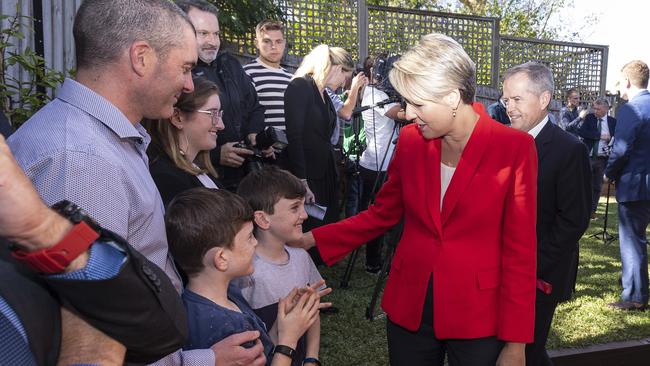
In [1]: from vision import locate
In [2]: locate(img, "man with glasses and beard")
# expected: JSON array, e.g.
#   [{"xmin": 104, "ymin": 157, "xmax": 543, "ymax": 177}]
[{"xmin": 176, "ymin": 0, "xmax": 266, "ymax": 191}]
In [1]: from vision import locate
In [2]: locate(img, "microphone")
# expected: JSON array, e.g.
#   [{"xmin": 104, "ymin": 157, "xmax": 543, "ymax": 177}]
[{"xmin": 352, "ymin": 97, "xmax": 400, "ymax": 116}]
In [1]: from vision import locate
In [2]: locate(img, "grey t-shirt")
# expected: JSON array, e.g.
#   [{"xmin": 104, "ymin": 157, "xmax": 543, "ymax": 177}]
[
  {"xmin": 235, "ymin": 246, "xmax": 323, "ymax": 366},
  {"xmin": 236, "ymin": 246, "xmax": 323, "ymax": 311}
]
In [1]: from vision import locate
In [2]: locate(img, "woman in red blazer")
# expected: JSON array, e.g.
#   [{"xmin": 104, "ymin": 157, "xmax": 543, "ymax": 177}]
[{"xmin": 296, "ymin": 33, "xmax": 538, "ymax": 365}]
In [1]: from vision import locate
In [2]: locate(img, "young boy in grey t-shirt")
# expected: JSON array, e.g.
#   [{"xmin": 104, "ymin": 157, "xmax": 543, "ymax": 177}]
[{"xmin": 236, "ymin": 166, "xmax": 325, "ymax": 366}]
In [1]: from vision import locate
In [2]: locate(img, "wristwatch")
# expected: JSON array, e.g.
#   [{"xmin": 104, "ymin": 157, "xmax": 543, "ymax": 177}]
[
  {"xmin": 303, "ymin": 357, "xmax": 322, "ymax": 366},
  {"xmin": 272, "ymin": 345, "xmax": 296, "ymax": 360},
  {"xmin": 12, "ymin": 200, "xmax": 101, "ymax": 273}
]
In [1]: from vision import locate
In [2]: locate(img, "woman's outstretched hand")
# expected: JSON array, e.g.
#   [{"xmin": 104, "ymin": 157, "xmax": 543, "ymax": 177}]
[{"xmin": 286, "ymin": 231, "xmax": 316, "ymax": 250}]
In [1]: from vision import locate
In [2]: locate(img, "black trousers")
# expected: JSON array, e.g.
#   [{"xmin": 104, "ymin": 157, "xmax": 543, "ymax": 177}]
[
  {"xmin": 359, "ymin": 166, "xmax": 387, "ymax": 268},
  {"xmin": 304, "ymin": 155, "xmax": 340, "ymax": 266},
  {"xmin": 386, "ymin": 279, "xmax": 504, "ymax": 366},
  {"xmin": 590, "ymin": 157, "xmax": 607, "ymax": 213},
  {"xmin": 525, "ymin": 291, "xmax": 558, "ymax": 366}
]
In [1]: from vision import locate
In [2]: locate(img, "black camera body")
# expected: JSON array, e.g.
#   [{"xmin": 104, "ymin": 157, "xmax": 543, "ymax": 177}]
[
  {"xmin": 372, "ymin": 54, "xmax": 403, "ymax": 102},
  {"xmin": 234, "ymin": 126, "xmax": 289, "ymax": 173},
  {"xmin": 256, "ymin": 126, "xmax": 288, "ymax": 151},
  {"xmin": 353, "ymin": 65, "xmax": 367, "ymax": 78}
]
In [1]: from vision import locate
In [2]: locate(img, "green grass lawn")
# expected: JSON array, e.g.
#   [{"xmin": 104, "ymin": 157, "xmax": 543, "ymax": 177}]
[{"xmin": 318, "ymin": 197, "xmax": 650, "ymax": 365}]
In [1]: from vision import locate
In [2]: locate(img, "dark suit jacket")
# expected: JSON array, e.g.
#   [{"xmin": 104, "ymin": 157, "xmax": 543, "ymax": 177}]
[
  {"xmin": 566, "ymin": 113, "xmax": 617, "ymax": 155},
  {"xmin": 534, "ymin": 121, "xmax": 591, "ymax": 302},
  {"xmin": 314, "ymin": 104, "xmax": 538, "ymax": 342},
  {"xmin": 0, "ymin": 110, "xmax": 12, "ymax": 138},
  {"xmin": 605, "ymin": 90, "xmax": 650, "ymax": 202},
  {"xmin": 284, "ymin": 75, "xmax": 337, "ymax": 180},
  {"xmin": 148, "ymin": 146, "xmax": 220, "ymax": 208},
  {"xmin": 0, "ymin": 228, "xmax": 188, "ymax": 364},
  {"xmin": 487, "ymin": 101, "xmax": 510, "ymax": 125}
]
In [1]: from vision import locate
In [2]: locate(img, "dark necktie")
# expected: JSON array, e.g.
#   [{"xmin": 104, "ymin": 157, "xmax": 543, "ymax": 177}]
[
  {"xmin": 592, "ymin": 118, "xmax": 602, "ymax": 158},
  {"xmin": 0, "ymin": 310, "xmax": 37, "ymax": 365}
]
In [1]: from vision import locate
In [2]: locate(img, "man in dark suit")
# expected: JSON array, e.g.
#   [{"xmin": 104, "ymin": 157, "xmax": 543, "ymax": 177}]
[
  {"xmin": 566, "ymin": 97, "xmax": 617, "ymax": 218},
  {"xmin": 605, "ymin": 60, "xmax": 650, "ymax": 311},
  {"xmin": 502, "ymin": 62, "xmax": 592, "ymax": 366}
]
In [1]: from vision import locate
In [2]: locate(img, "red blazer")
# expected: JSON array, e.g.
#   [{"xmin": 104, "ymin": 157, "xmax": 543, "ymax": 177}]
[{"xmin": 313, "ymin": 104, "xmax": 538, "ymax": 342}]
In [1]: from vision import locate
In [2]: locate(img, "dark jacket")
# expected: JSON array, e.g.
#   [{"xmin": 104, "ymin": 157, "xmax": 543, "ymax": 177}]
[
  {"xmin": 487, "ymin": 101, "xmax": 510, "ymax": 125},
  {"xmin": 560, "ymin": 106, "xmax": 580, "ymax": 132},
  {"xmin": 566, "ymin": 113, "xmax": 617, "ymax": 156},
  {"xmin": 193, "ymin": 52, "xmax": 265, "ymax": 189},
  {"xmin": 0, "ymin": 111, "xmax": 12, "ymax": 138},
  {"xmin": 534, "ymin": 122, "xmax": 591, "ymax": 302},
  {"xmin": 284, "ymin": 75, "xmax": 337, "ymax": 180},
  {"xmin": 148, "ymin": 145, "xmax": 220, "ymax": 208}
]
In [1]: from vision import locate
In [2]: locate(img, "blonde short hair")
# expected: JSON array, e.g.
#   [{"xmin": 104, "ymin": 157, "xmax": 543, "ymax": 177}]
[
  {"xmin": 621, "ymin": 60, "xmax": 649, "ymax": 89},
  {"xmin": 255, "ymin": 19, "xmax": 284, "ymax": 39},
  {"xmin": 389, "ymin": 33, "xmax": 476, "ymax": 105},
  {"xmin": 293, "ymin": 45, "xmax": 354, "ymax": 90}
]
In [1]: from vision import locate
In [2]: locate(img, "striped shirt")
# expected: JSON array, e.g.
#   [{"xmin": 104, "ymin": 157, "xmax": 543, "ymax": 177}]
[{"xmin": 243, "ymin": 58, "xmax": 292, "ymax": 130}]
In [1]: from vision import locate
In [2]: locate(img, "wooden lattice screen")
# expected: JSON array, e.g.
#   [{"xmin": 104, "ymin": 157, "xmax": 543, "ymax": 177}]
[
  {"xmin": 367, "ymin": 5, "xmax": 498, "ymax": 88},
  {"xmin": 219, "ymin": 1, "xmax": 608, "ymax": 101}
]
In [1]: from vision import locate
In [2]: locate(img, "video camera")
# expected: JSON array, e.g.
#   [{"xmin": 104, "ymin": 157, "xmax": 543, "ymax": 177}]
[
  {"xmin": 353, "ymin": 65, "xmax": 367, "ymax": 78},
  {"xmin": 234, "ymin": 126, "xmax": 288, "ymax": 173},
  {"xmin": 372, "ymin": 54, "xmax": 403, "ymax": 102}
]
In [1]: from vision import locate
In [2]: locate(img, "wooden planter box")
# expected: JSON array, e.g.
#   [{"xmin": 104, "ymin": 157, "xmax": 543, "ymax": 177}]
[{"xmin": 550, "ymin": 338, "xmax": 650, "ymax": 366}]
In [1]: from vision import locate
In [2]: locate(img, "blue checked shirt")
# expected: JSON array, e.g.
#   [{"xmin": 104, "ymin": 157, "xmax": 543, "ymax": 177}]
[{"xmin": 8, "ymin": 78, "xmax": 214, "ymax": 365}]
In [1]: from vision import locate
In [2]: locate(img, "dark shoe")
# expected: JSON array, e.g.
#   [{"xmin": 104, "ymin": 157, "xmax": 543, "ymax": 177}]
[
  {"xmin": 591, "ymin": 212, "xmax": 597, "ymax": 220},
  {"xmin": 365, "ymin": 264, "xmax": 382, "ymax": 275},
  {"xmin": 607, "ymin": 300, "xmax": 647, "ymax": 311},
  {"xmin": 320, "ymin": 306, "xmax": 340, "ymax": 315}
]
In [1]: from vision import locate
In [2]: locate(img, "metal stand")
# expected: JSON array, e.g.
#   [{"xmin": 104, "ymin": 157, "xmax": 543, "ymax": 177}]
[
  {"xmin": 339, "ymin": 98, "xmax": 365, "ymax": 289},
  {"xmin": 366, "ymin": 221, "xmax": 402, "ymax": 320},
  {"xmin": 339, "ymin": 247, "xmax": 359, "ymax": 288},
  {"xmin": 590, "ymin": 182, "xmax": 617, "ymax": 244},
  {"xmin": 339, "ymin": 91, "xmax": 401, "ymax": 288},
  {"xmin": 339, "ymin": 121, "xmax": 400, "ymax": 288}
]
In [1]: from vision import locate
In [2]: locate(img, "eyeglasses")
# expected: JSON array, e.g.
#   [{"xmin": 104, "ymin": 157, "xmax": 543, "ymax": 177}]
[{"xmin": 196, "ymin": 109, "xmax": 224, "ymax": 126}]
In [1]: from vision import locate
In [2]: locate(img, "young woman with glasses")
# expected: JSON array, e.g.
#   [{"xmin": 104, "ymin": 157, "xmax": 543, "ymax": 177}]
[{"xmin": 143, "ymin": 76, "xmax": 225, "ymax": 207}]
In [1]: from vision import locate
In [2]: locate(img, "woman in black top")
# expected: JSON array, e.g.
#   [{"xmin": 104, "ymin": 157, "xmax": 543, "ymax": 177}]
[
  {"xmin": 143, "ymin": 77, "xmax": 224, "ymax": 207},
  {"xmin": 284, "ymin": 45, "xmax": 354, "ymax": 229}
]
